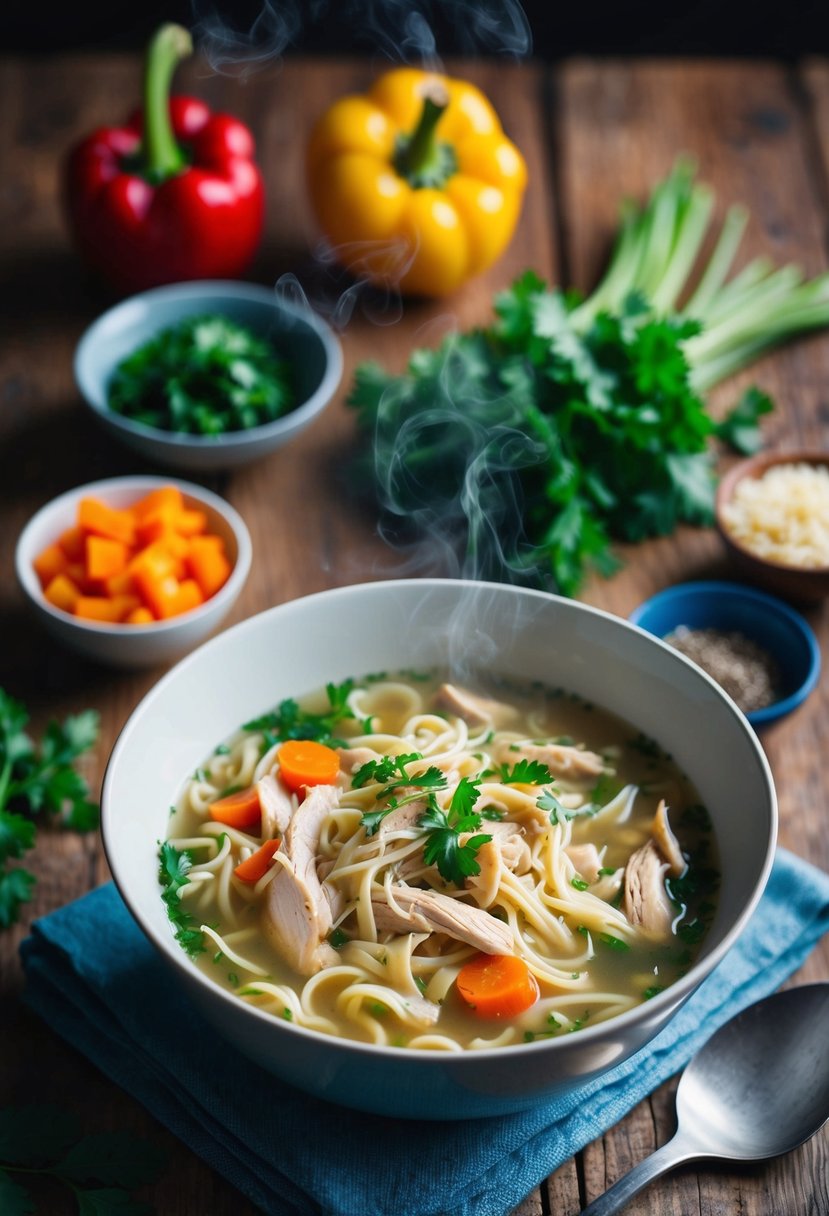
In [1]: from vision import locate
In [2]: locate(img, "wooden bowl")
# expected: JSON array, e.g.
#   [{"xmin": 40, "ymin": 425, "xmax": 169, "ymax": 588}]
[{"xmin": 715, "ymin": 450, "xmax": 829, "ymax": 604}]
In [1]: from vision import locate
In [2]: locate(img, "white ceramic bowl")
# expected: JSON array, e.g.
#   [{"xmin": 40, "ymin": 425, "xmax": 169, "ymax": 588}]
[
  {"xmin": 16, "ymin": 475, "xmax": 252, "ymax": 668},
  {"xmin": 102, "ymin": 579, "xmax": 776, "ymax": 1118},
  {"xmin": 74, "ymin": 281, "xmax": 343, "ymax": 471}
]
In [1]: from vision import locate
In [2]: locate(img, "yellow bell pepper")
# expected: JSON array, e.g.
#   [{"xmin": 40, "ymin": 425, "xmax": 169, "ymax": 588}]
[{"xmin": 306, "ymin": 67, "xmax": 527, "ymax": 297}]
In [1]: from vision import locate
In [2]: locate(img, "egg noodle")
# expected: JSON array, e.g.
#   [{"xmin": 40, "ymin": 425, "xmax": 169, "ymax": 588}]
[{"xmin": 164, "ymin": 674, "xmax": 717, "ymax": 1051}]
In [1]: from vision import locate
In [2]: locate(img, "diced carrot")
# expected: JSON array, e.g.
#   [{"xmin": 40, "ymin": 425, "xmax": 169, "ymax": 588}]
[
  {"xmin": 58, "ymin": 525, "xmax": 86, "ymax": 561},
  {"xmin": 131, "ymin": 485, "xmax": 184, "ymax": 519},
  {"xmin": 233, "ymin": 838, "xmax": 281, "ymax": 884},
  {"xmin": 33, "ymin": 543, "xmax": 69, "ymax": 587},
  {"xmin": 456, "ymin": 954, "xmax": 540, "ymax": 1019},
  {"xmin": 277, "ymin": 740, "xmax": 341, "ymax": 795},
  {"xmin": 33, "ymin": 485, "xmax": 233, "ymax": 630},
  {"xmin": 43, "ymin": 573, "xmax": 81, "ymax": 613},
  {"xmin": 105, "ymin": 569, "xmax": 138, "ymax": 596},
  {"xmin": 75, "ymin": 594, "xmax": 141, "ymax": 623},
  {"xmin": 135, "ymin": 506, "xmax": 179, "ymax": 547},
  {"xmin": 208, "ymin": 786, "xmax": 261, "ymax": 829},
  {"xmin": 174, "ymin": 507, "xmax": 208, "ymax": 536},
  {"xmin": 124, "ymin": 605, "xmax": 155, "ymax": 625},
  {"xmin": 158, "ymin": 578, "xmax": 204, "ymax": 620},
  {"xmin": 185, "ymin": 536, "xmax": 232, "ymax": 597},
  {"xmin": 78, "ymin": 497, "xmax": 136, "ymax": 546},
  {"xmin": 85, "ymin": 535, "xmax": 130, "ymax": 581}
]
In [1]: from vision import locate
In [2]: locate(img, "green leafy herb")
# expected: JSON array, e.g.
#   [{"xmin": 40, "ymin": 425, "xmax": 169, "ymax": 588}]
[
  {"xmin": 345, "ymin": 161, "xmax": 829, "ymax": 595},
  {"xmin": 108, "ymin": 314, "xmax": 294, "ymax": 436},
  {"xmin": 244, "ymin": 679, "xmax": 357, "ymax": 749},
  {"xmin": 597, "ymin": 932, "xmax": 630, "ymax": 951},
  {"xmin": 497, "ymin": 759, "xmax": 553, "ymax": 785},
  {"xmin": 158, "ymin": 842, "xmax": 204, "ymax": 956},
  {"xmin": 570, "ymin": 877, "xmax": 589, "ymax": 891},
  {"xmin": 419, "ymin": 778, "xmax": 492, "ymax": 886},
  {"xmin": 352, "ymin": 751, "xmax": 446, "ymax": 793},
  {"xmin": 643, "ymin": 984, "xmax": 665, "ymax": 1000},
  {"xmin": 0, "ymin": 690, "xmax": 99, "ymax": 928},
  {"xmin": 537, "ymin": 788, "xmax": 568, "ymax": 824},
  {"xmin": 0, "ymin": 1105, "xmax": 165, "ymax": 1215}
]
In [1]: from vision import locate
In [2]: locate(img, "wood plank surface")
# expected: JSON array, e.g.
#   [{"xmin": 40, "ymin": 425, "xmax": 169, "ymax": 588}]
[{"xmin": 0, "ymin": 52, "xmax": 827, "ymax": 1216}]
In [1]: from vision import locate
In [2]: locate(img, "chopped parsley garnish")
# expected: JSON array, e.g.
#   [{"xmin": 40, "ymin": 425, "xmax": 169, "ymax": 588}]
[
  {"xmin": 419, "ymin": 777, "xmax": 492, "ymax": 886},
  {"xmin": 108, "ymin": 313, "xmax": 295, "ymax": 435},
  {"xmin": 537, "ymin": 788, "xmax": 567, "ymax": 823},
  {"xmin": 158, "ymin": 842, "xmax": 205, "ymax": 956},
  {"xmin": 243, "ymin": 679, "xmax": 357, "ymax": 748},
  {"xmin": 597, "ymin": 933, "xmax": 630, "ymax": 951},
  {"xmin": 643, "ymin": 984, "xmax": 665, "ymax": 1000},
  {"xmin": 497, "ymin": 759, "xmax": 554, "ymax": 785}
]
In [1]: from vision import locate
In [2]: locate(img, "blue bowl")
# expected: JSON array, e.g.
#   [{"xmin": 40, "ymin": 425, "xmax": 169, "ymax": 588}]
[{"xmin": 630, "ymin": 580, "xmax": 820, "ymax": 728}]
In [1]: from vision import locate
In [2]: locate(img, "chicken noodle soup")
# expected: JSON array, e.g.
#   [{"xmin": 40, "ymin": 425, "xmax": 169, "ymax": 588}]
[{"xmin": 161, "ymin": 673, "xmax": 719, "ymax": 1050}]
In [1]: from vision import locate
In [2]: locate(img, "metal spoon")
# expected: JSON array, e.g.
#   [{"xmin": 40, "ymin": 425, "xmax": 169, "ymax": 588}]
[{"xmin": 580, "ymin": 983, "xmax": 829, "ymax": 1216}]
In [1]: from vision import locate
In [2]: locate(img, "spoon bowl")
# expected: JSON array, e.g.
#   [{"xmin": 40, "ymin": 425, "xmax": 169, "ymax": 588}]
[{"xmin": 581, "ymin": 983, "xmax": 829, "ymax": 1214}]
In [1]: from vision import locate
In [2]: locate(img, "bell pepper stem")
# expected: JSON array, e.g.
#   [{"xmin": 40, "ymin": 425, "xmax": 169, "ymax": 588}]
[
  {"xmin": 143, "ymin": 23, "xmax": 193, "ymax": 181},
  {"xmin": 395, "ymin": 84, "xmax": 451, "ymax": 184}
]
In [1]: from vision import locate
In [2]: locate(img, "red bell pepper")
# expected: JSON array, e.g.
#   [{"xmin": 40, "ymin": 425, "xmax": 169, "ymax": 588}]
[{"xmin": 64, "ymin": 24, "xmax": 264, "ymax": 293}]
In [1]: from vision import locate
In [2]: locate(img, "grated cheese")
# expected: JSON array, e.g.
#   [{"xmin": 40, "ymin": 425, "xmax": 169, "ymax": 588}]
[{"xmin": 721, "ymin": 462, "xmax": 829, "ymax": 568}]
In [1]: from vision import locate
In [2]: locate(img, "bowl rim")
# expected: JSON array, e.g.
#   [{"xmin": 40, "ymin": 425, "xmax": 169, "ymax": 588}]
[
  {"xmin": 15, "ymin": 474, "xmax": 252, "ymax": 637},
  {"xmin": 629, "ymin": 578, "xmax": 821, "ymax": 727},
  {"xmin": 74, "ymin": 279, "xmax": 344, "ymax": 453},
  {"xmin": 715, "ymin": 449, "xmax": 829, "ymax": 577},
  {"xmin": 101, "ymin": 577, "xmax": 778, "ymax": 1065}
]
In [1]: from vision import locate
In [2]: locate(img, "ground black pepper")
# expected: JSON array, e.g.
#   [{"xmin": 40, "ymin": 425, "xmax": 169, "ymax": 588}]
[{"xmin": 664, "ymin": 626, "xmax": 779, "ymax": 714}]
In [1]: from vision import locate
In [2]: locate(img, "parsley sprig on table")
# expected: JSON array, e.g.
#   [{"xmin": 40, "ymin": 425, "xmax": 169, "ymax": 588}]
[
  {"xmin": 346, "ymin": 160, "xmax": 829, "ymax": 595},
  {"xmin": 108, "ymin": 314, "xmax": 295, "ymax": 436},
  {"xmin": 0, "ymin": 689, "xmax": 99, "ymax": 929},
  {"xmin": 0, "ymin": 1104, "xmax": 166, "ymax": 1216}
]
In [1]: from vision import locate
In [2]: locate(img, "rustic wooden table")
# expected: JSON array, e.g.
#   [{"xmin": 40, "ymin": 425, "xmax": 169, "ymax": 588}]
[{"xmin": 1, "ymin": 51, "xmax": 827, "ymax": 1216}]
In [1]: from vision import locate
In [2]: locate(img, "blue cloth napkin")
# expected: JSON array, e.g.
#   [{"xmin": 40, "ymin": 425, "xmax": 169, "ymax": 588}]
[{"xmin": 19, "ymin": 847, "xmax": 829, "ymax": 1216}]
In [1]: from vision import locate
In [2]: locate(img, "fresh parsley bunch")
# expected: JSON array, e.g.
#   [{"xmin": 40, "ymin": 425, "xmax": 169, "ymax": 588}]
[
  {"xmin": 346, "ymin": 160, "xmax": 829, "ymax": 596},
  {"xmin": 0, "ymin": 689, "xmax": 99, "ymax": 928}
]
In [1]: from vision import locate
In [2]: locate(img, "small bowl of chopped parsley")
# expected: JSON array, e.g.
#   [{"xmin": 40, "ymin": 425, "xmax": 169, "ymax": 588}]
[
  {"xmin": 75, "ymin": 281, "xmax": 343, "ymax": 470},
  {"xmin": 630, "ymin": 580, "xmax": 820, "ymax": 729}
]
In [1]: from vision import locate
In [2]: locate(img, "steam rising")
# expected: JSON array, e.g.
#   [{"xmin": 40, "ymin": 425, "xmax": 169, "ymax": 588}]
[{"xmin": 192, "ymin": 0, "xmax": 531, "ymax": 75}]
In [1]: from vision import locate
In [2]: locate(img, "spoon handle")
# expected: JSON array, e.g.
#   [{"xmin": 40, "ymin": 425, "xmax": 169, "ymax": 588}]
[{"xmin": 578, "ymin": 1132, "xmax": 704, "ymax": 1216}]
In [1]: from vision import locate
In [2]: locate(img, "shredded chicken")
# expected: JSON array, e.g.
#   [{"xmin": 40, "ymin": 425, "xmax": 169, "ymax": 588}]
[
  {"xmin": 371, "ymin": 884, "xmax": 513, "ymax": 954},
  {"xmin": 337, "ymin": 746, "xmax": 383, "ymax": 777},
  {"xmin": 378, "ymin": 800, "xmax": 428, "ymax": 840},
  {"xmin": 652, "ymin": 799, "xmax": 686, "ymax": 876},
  {"xmin": 256, "ymin": 772, "xmax": 295, "ymax": 838},
  {"xmin": 464, "ymin": 839, "xmax": 502, "ymax": 908},
  {"xmin": 565, "ymin": 842, "xmax": 602, "ymax": 883},
  {"xmin": 622, "ymin": 840, "xmax": 674, "ymax": 939},
  {"xmin": 261, "ymin": 784, "xmax": 341, "ymax": 975},
  {"xmin": 494, "ymin": 739, "xmax": 605, "ymax": 780},
  {"xmin": 434, "ymin": 683, "xmax": 520, "ymax": 730}
]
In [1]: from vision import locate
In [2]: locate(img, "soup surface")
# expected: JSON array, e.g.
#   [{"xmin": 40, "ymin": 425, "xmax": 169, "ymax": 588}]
[{"xmin": 161, "ymin": 672, "xmax": 719, "ymax": 1051}]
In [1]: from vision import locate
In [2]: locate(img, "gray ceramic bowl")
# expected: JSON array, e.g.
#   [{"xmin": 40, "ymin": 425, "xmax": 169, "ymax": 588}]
[
  {"xmin": 102, "ymin": 579, "xmax": 776, "ymax": 1118},
  {"xmin": 75, "ymin": 281, "xmax": 343, "ymax": 471}
]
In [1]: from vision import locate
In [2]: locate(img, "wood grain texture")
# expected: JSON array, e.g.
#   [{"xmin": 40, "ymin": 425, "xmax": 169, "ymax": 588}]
[{"xmin": 0, "ymin": 52, "xmax": 827, "ymax": 1216}]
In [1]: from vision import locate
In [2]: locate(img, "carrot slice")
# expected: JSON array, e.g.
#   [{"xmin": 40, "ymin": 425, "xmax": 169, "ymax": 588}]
[
  {"xmin": 208, "ymin": 786, "xmax": 262, "ymax": 829},
  {"xmin": 124, "ymin": 605, "xmax": 154, "ymax": 625},
  {"xmin": 234, "ymin": 838, "xmax": 281, "ymax": 884},
  {"xmin": 75, "ymin": 594, "xmax": 141, "ymax": 623},
  {"xmin": 456, "ymin": 954, "xmax": 540, "ymax": 1019},
  {"xmin": 58, "ymin": 525, "xmax": 86, "ymax": 561},
  {"xmin": 277, "ymin": 740, "xmax": 341, "ymax": 795}
]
